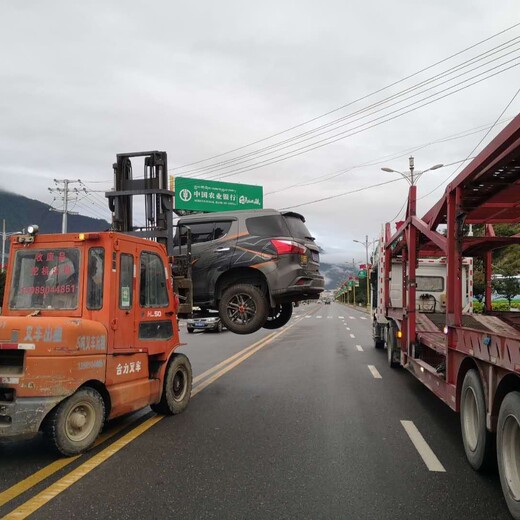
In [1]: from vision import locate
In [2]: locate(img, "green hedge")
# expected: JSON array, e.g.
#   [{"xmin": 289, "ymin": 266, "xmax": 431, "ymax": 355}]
[{"xmin": 472, "ymin": 301, "xmax": 520, "ymax": 313}]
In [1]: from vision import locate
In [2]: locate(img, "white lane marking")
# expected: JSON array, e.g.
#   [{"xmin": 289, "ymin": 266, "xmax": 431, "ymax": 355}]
[
  {"xmin": 400, "ymin": 420, "xmax": 446, "ymax": 473},
  {"xmin": 368, "ymin": 365, "xmax": 382, "ymax": 379},
  {"xmin": 305, "ymin": 316, "xmax": 312, "ymax": 318},
  {"xmin": 346, "ymin": 327, "xmax": 351, "ymax": 331},
  {"xmin": 338, "ymin": 316, "xmax": 344, "ymax": 319},
  {"xmin": 316, "ymin": 316, "xmax": 322, "ymax": 319},
  {"xmin": 349, "ymin": 316, "xmax": 356, "ymax": 320},
  {"xmin": 356, "ymin": 345, "xmax": 364, "ymax": 352},
  {"xmin": 360, "ymin": 317, "xmax": 367, "ymax": 320},
  {"xmin": 349, "ymin": 333, "xmax": 355, "ymax": 338}
]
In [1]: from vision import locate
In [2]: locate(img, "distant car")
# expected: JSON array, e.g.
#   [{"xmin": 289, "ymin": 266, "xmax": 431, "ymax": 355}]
[
  {"xmin": 186, "ymin": 315, "xmax": 223, "ymax": 333},
  {"xmin": 175, "ymin": 209, "xmax": 324, "ymax": 334},
  {"xmin": 324, "ymin": 299, "xmax": 331, "ymax": 305}
]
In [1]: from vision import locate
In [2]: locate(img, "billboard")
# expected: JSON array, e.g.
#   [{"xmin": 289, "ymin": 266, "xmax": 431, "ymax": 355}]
[{"xmin": 172, "ymin": 177, "xmax": 263, "ymax": 212}]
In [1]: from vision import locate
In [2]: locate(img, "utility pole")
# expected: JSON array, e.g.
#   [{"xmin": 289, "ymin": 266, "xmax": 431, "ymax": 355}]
[
  {"xmin": 2, "ymin": 219, "xmax": 5, "ymax": 273},
  {"xmin": 49, "ymin": 179, "xmax": 81, "ymax": 233},
  {"xmin": 354, "ymin": 236, "xmax": 376, "ymax": 312},
  {"xmin": 352, "ymin": 257, "xmax": 356, "ymax": 306}
]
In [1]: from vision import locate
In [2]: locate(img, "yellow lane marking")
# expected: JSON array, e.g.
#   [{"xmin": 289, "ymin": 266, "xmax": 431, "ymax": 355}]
[
  {"xmin": 192, "ymin": 331, "xmax": 278, "ymax": 385},
  {"xmin": 192, "ymin": 320, "xmax": 299, "ymax": 397},
  {"xmin": 5, "ymin": 309, "xmax": 316, "ymax": 518},
  {"xmin": 0, "ymin": 410, "xmax": 148, "ymax": 508},
  {"xmin": 3, "ymin": 416, "xmax": 163, "ymax": 520}
]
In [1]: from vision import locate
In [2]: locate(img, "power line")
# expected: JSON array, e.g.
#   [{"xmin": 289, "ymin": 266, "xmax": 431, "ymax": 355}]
[
  {"xmin": 48, "ymin": 179, "xmax": 82, "ymax": 233},
  {"xmin": 279, "ymin": 158, "xmax": 474, "ymax": 210},
  {"xmin": 418, "ymin": 85, "xmax": 520, "ymax": 202},
  {"xmin": 180, "ymin": 38, "xmax": 520, "ymax": 178},
  {"xmin": 196, "ymin": 61, "xmax": 520, "ymax": 181},
  {"xmin": 264, "ymin": 116, "xmax": 512, "ymax": 196},
  {"xmin": 170, "ymin": 21, "xmax": 520, "ymax": 172}
]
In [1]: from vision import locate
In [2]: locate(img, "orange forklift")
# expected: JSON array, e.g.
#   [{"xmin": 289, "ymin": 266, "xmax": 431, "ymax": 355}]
[{"xmin": 0, "ymin": 226, "xmax": 192, "ymax": 455}]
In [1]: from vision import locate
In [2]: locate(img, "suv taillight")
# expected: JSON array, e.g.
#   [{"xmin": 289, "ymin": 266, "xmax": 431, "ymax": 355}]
[{"xmin": 271, "ymin": 239, "xmax": 306, "ymax": 255}]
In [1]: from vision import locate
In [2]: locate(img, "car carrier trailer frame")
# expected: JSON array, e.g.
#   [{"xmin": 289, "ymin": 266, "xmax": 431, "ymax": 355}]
[{"xmin": 373, "ymin": 113, "xmax": 520, "ymax": 518}]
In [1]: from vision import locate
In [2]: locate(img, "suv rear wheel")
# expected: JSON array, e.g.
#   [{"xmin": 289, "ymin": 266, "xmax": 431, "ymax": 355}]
[
  {"xmin": 263, "ymin": 303, "xmax": 293, "ymax": 329},
  {"xmin": 219, "ymin": 284, "xmax": 268, "ymax": 334}
]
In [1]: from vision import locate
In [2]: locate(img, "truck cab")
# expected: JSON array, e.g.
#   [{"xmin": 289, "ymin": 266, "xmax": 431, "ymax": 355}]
[{"xmin": 0, "ymin": 229, "xmax": 192, "ymax": 455}]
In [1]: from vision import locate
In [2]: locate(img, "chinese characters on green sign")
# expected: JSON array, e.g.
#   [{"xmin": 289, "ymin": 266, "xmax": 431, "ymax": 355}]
[{"xmin": 172, "ymin": 177, "xmax": 263, "ymax": 212}]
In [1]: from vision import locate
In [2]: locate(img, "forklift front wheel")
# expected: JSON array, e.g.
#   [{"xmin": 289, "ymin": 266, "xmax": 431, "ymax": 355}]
[
  {"xmin": 44, "ymin": 387, "xmax": 105, "ymax": 457},
  {"xmin": 152, "ymin": 354, "xmax": 192, "ymax": 415}
]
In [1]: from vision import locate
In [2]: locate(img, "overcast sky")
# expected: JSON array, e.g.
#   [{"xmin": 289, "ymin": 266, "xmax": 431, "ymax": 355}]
[{"xmin": 1, "ymin": 1, "xmax": 519, "ymax": 266}]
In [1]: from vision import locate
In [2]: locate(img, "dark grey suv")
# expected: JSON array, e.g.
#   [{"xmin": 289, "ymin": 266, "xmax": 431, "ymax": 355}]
[{"xmin": 175, "ymin": 209, "xmax": 324, "ymax": 334}]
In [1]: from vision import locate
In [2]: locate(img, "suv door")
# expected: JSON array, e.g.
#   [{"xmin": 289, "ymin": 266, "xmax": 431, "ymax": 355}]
[{"xmin": 176, "ymin": 219, "xmax": 237, "ymax": 306}]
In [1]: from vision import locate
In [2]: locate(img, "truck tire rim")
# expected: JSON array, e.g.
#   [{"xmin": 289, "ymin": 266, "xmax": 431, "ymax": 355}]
[
  {"xmin": 65, "ymin": 402, "xmax": 96, "ymax": 442},
  {"xmin": 172, "ymin": 367, "xmax": 188, "ymax": 402},
  {"xmin": 227, "ymin": 294, "xmax": 256, "ymax": 324},
  {"xmin": 462, "ymin": 387, "xmax": 479, "ymax": 452},
  {"xmin": 502, "ymin": 414, "xmax": 520, "ymax": 501}
]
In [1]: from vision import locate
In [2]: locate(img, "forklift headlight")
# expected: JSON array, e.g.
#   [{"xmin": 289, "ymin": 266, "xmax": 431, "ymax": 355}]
[{"xmin": 27, "ymin": 225, "xmax": 39, "ymax": 236}]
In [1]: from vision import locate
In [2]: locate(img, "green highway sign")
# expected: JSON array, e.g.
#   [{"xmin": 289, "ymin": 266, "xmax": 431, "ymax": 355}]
[
  {"xmin": 173, "ymin": 177, "xmax": 263, "ymax": 212},
  {"xmin": 358, "ymin": 270, "xmax": 367, "ymax": 279}
]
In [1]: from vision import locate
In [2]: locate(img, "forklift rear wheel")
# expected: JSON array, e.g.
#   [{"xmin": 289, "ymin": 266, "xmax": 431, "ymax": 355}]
[
  {"xmin": 497, "ymin": 391, "xmax": 520, "ymax": 519},
  {"xmin": 151, "ymin": 353, "xmax": 192, "ymax": 415},
  {"xmin": 263, "ymin": 303, "xmax": 293, "ymax": 330},
  {"xmin": 219, "ymin": 284, "xmax": 268, "ymax": 334},
  {"xmin": 460, "ymin": 369, "xmax": 494, "ymax": 471},
  {"xmin": 44, "ymin": 387, "xmax": 105, "ymax": 456}
]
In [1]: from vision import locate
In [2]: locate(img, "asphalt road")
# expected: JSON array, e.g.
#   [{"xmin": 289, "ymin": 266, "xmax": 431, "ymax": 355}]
[{"xmin": 0, "ymin": 302, "xmax": 512, "ymax": 519}]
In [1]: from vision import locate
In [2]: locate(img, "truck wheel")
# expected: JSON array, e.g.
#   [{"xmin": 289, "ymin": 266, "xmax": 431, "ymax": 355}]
[
  {"xmin": 219, "ymin": 284, "xmax": 268, "ymax": 334},
  {"xmin": 460, "ymin": 369, "xmax": 494, "ymax": 471},
  {"xmin": 151, "ymin": 353, "xmax": 192, "ymax": 415},
  {"xmin": 373, "ymin": 321, "xmax": 384, "ymax": 349},
  {"xmin": 43, "ymin": 387, "xmax": 105, "ymax": 456},
  {"xmin": 497, "ymin": 391, "xmax": 520, "ymax": 519},
  {"xmin": 387, "ymin": 323, "xmax": 400, "ymax": 368},
  {"xmin": 263, "ymin": 303, "xmax": 292, "ymax": 330}
]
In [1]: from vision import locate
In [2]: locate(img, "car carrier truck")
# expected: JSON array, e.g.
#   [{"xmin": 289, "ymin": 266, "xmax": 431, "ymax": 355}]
[{"xmin": 372, "ymin": 113, "xmax": 520, "ymax": 518}]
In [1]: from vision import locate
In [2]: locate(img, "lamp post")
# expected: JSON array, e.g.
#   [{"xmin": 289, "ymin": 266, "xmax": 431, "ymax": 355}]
[
  {"xmin": 353, "ymin": 236, "xmax": 377, "ymax": 312},
  {"xmin": 381, "ymin": 155, "xmax": 444, "ymax": 185},
  {"xmin": 1, "ymin": 220, "xmax": 22, "ymax": 273}
]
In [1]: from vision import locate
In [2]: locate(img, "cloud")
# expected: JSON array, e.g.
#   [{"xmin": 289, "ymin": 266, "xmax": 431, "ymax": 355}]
[{"xmin": 0, "ymin": 0, "xmax": 519, "ymax": 263}]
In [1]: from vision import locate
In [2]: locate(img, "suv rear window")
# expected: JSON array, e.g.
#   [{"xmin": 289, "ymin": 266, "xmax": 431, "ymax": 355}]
[
  {"xmin": 283, "ymin": 214, "xmax": 314, "ymax": 241},
  {"xmin": 246, "ymin": 215, "xmax": 291, "ymax": 237},
  {"xmin": 175, "ymin": 221, "xmax": 232, "ymax": 245}
]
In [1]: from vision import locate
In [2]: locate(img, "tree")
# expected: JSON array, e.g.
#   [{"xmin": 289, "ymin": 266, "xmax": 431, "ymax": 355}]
[
  {"xmin": 493, "ymin": 261, "xmax": 520, "ymax": 309},
  {"xmin": 472, "ymin": 258, "xmax": 486, "ymax": 303}
]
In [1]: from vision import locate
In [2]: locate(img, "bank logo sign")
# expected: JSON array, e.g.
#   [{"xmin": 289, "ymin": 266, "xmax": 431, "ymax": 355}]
[{"xmin": 173, "ymin": 177, "xmax": 263, "ymax": 212}]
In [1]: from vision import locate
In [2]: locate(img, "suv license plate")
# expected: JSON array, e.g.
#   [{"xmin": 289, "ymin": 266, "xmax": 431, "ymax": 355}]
[{"xmin": 195, "ymin": 322, "xmax": 205, "ymax": 328}]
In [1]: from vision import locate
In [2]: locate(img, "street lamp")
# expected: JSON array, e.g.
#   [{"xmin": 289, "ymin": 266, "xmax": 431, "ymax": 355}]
[
  {"xmin": 381, "ymin": 156, "xmax": 444, "ymax": 185},
  {"xmin": 353, "ymin": 235, "xmax": 377, "ymax": 312}
]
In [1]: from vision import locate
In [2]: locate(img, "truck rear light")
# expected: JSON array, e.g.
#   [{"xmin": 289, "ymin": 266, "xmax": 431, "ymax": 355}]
[{"xmin": 271, "ymin": 239, "xmax": 306, "ymax": 255}]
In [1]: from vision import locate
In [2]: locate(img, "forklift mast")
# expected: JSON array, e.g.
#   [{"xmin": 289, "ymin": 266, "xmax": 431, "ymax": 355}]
[{"xmin": 106, "ymin": 151, "xmax": 193, "ymax": 315}]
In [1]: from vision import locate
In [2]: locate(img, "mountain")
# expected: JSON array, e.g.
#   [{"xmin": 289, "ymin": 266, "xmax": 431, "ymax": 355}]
[
  {"xmin": 320, "ymin": 262, "xmax": 355, "ymax": 290},
  {"xmin": 0, "ymin": 190, "xmax": 110, "ymax": 234},
  {"xmin": 0, "ymin": 190, "xmax": 110, "ymax": 256}
]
